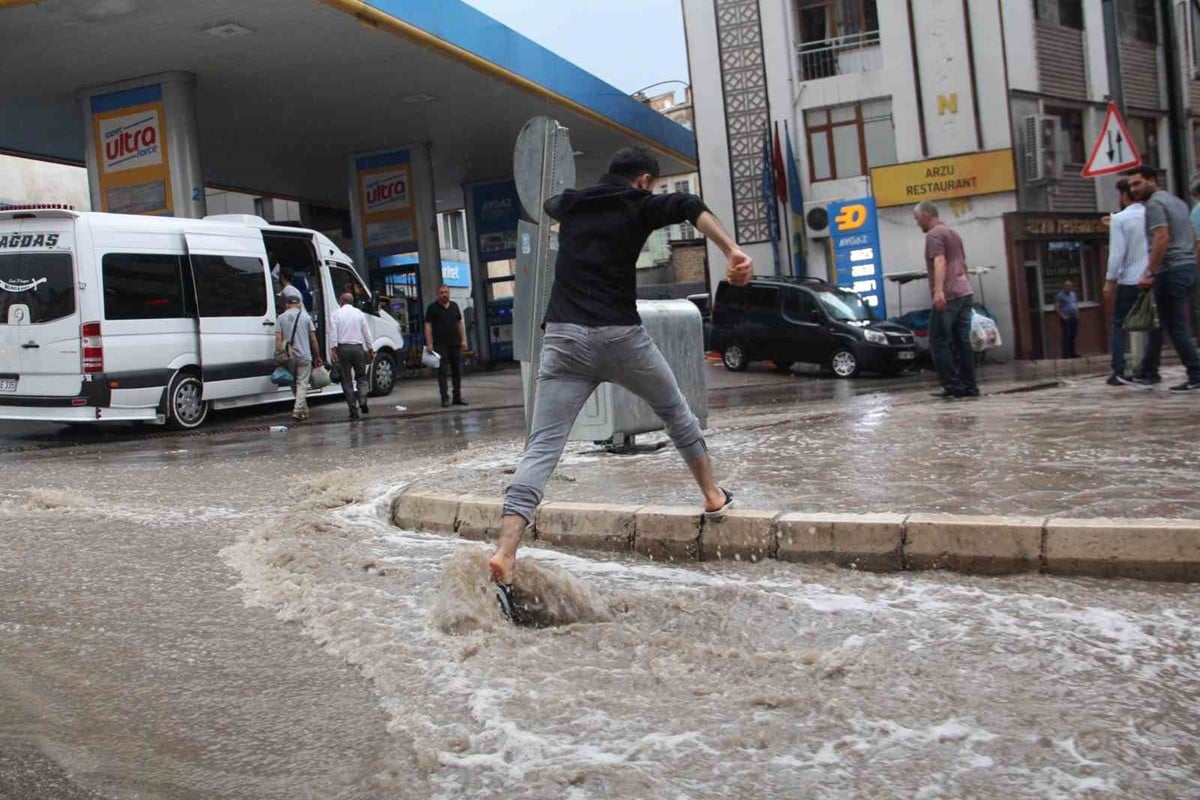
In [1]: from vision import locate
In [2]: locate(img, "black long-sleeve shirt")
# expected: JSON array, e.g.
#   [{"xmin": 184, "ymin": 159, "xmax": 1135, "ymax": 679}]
[{"xmin": 542, "ymin": 173, "xmax": 709, "ymax": 326}]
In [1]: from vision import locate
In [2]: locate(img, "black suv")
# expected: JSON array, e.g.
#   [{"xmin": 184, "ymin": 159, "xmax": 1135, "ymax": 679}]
[{"xmin": 711, "ymin": 277, "xmax": 916, "ymax": 377}]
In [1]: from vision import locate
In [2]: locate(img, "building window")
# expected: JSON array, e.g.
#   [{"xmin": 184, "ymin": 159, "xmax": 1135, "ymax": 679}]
[
  {"xmin": 673, "ymin": 179, "xmax": 690, "ymax": 194},
  {"xmin": 441, "ymin": 211, "xmax": 465, "ymax": 251},
  {"xmin": 795, "ymin": 0, "xmax": 880, "ymax": 79},
  {"xmin": 1129, "ymin": 116, "xmax": 1160, "ymax": 168},
  {"xmin": 1044, "ymin": 106, "xmax": 1086, "ymax": 164},
  {"xmin": 805, "ymin": 98, "xmax": 895, "ymax": 182},
  {"xmin": 1034, "ymin": 0, "xmax": 1084, "ymax": 29},
  {"xmin": 1118, "ymin": 0, "xmax": 1157, "ymax": 45}
]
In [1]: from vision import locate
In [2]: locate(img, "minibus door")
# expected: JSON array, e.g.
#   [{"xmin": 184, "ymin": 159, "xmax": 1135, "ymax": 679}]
[{"xmin": 185, "ymin": 233, "xmax": 277, "ymax": 401}]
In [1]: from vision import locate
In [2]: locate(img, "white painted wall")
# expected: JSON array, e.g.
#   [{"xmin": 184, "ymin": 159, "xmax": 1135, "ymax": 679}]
[
  {"xmin": 1001, "ymin": 0, "xmax": 1038, "ymax": 94},
  {"xmin": 0, "ymin": 155, "xmax": 90, "ymax": 209}
]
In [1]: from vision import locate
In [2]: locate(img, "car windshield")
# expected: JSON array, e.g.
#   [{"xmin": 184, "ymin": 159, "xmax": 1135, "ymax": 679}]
[{"xmin": 816, "ymin": 288, "xmax": 877, "ymax": 322}]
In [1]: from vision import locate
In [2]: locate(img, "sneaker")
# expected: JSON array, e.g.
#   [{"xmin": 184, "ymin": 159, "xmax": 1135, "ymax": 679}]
[
  {"xmin": 440, "ymin": 398, "xmax": 450, "ymax": 408},
  {"xmin": 452, "ymin": 397, "xmax": 469, "ymax": 406},
  {"xmin": 359, "ymin": 402, "xmax": 369, "ymax": 414},
  {"xmin": 1124, "ymin": 375, "xmax": 1159, "ymax": 388},
  {"xmin": 1105, "ymin": 374, "xmax": 1125, "ymax": 386},
  {"xmin": 1168, "ymin": 380, "xmax": 1200, "ymax": 392}
]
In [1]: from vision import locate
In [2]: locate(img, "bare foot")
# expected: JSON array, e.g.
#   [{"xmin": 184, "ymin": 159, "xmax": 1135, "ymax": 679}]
[
  {"xmin": 702, "ymin": 487, "xmax": 728, "ymax": 513},
  {"xmin": 487, "ymin": 551, "xmax": 515, "ymax": 585}
]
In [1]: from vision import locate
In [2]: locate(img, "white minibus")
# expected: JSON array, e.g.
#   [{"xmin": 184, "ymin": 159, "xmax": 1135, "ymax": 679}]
[{"xmin": 0, "ymin": 206, "xmax": 405, "ymax": 429}]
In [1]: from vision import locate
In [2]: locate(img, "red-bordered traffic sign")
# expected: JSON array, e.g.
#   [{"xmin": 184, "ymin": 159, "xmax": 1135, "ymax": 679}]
[{"xmin": 1082, "ymin": 103, "xmax": 1141, "ymax": 178}]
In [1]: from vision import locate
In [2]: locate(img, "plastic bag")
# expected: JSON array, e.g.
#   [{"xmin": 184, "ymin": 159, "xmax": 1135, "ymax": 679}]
[
  {"xmin": 269, "ymin": 366, "xmax": 295, "ymax": 387},
  {"xmin": 309, "ymin": 364, "xmax": 332, "ymax": 389},
  {"xmin": 970, "ymin": 311, "xmax": 1002, "ymax": 352},
  {"xmin": 422, "ymin": 349, "xmax": 442, "ymax": 369},
  {"xmin": 1122, "ymin": 289, "xmax": 1159, "ymax": 332}
]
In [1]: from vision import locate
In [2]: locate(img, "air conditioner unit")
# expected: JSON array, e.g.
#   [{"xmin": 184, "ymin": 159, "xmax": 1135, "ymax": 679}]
[
  {"xmin": 1023, "ymin": 114, "xmax": 1059, "ymax": 183},
  {"xmin": 803, "ymin": 200, "xmax": 831, "ymax": 239}
]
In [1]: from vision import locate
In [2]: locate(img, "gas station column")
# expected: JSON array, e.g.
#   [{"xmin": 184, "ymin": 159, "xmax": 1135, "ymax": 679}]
[
  {"xmin": 80, "ymin": 72, "xmax": 206, "ymax": 218},
  {"xmin": 347, "ymin": 144, "xmax": 441, "ymax": 304}
]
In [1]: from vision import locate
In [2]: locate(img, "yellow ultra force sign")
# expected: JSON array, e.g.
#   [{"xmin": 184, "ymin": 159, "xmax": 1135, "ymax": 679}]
[{"xmin": 870, "ymin": 149, "xmax": 1016, "ymax": 208}]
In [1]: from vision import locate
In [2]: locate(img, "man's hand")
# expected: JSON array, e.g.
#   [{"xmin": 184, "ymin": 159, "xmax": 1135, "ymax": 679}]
[
  {"xmin": 1138, "ymin": 272, "xmax": 1156, "ymax": 289},
  {"xmin": 727, "ymin": 248, "xmax": 753, "ymax": 286},
  {"xmin": 1102, "ymin": 283, "xmax": 1114, "ymax": 301},
  {"xmin": 367, "ymin": 349, "xmax": 375, "ymax": 362},
  {"xmin": 330, "ymin": 350, "xmax": 339, "ymax": 364},
  {"xmin": 313, "ymin": 357, "xmax": 323, "ymax": 368},
  {"xmin": 932, "ymin": 289, "xmax": 947, "ymax": 311}
]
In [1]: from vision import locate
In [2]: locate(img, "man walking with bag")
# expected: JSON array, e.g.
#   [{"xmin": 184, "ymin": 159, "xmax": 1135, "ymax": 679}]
[
  {"xmin": 1104, "ymin": 178, "xmax": 1146, "ymax": 384},
  {"xmin": 1121, "ymin": 166, "xmax": 1200, "ymax": 391},
  {"xmin": 424, "ymin": 284, "xmax": 469, "ymax": 408},
  {"xmin": 275, "ymin": 294, "xmax": 322, "ymax": 421},
  {"xmin": 329, "ymin": 292, "xmax": 374, "ymax": 420}
]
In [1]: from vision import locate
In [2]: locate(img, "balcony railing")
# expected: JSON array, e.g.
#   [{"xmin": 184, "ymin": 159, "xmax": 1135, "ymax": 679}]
[{"xmin": 797, "ymin": 31, "xmax": 882, "ymax": 80}]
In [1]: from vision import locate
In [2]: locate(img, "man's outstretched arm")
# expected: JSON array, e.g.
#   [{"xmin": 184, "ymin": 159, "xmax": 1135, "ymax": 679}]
[{"xmin": 695, "ymin": 210, "xmax": 753, "ymax": 285}]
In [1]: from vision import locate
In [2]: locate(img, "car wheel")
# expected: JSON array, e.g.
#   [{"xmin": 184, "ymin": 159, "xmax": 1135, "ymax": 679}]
[
  {"xmin": 369, "ymin": 351, "xmax": 396, "ymax": 396},
  {"xmin": 722, "ymin": 341, "xmax": 749, "ymax": 371},
  {"xmin": 829, "ymin": 349, "xmax": 859, "ymax": 378},
  {"xmin": 165, "ymin": 370, "xmax": 208, "ymax": 430}
]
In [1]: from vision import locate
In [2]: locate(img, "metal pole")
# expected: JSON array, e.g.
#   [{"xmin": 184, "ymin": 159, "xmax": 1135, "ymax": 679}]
[
  {"xmin": 1160, "ymin": 0, "xmax": 1189, "ymax": 196},
  {"xmin": 1101, "ymin": 0, "xmax": 1126, "ymax": 116}
]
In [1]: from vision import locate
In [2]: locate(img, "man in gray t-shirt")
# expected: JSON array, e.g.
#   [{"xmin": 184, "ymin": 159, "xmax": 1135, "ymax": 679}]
[
  {"xmin": 275, "ymin": 296, "xmax": 323, "ymax": 420},
  {"xmin": 1122, "ymin": 166, "xmax": 1200, "ymax": 391}
]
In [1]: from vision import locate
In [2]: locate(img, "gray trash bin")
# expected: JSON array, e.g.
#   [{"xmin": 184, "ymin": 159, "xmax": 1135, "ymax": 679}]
[{"xmin": 570, "ymin": 299, "xmax": 708, "ymax": 445}]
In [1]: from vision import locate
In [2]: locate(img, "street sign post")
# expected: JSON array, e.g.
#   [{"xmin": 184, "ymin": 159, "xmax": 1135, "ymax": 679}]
[{"xmin": 1081, "ymin": 103, "xmax": 1141, "ymax": 177}]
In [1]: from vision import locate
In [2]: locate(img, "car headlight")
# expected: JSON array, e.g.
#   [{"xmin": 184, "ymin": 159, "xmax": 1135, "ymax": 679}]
[{"xmin": 864, "ymin": 329, "xmax": 887, "ymax": 345}]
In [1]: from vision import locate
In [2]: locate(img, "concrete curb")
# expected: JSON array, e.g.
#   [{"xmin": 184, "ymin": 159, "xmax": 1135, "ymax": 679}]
[{"xmin": 390, "ymin": 490, "xmax": 1200, "ymax": 582}]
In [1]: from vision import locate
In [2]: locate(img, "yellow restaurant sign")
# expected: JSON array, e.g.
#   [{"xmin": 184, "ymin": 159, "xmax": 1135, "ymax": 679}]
[{"xmin": 870, "ymin": 149, "xmax": 1016, "ymax": 208}]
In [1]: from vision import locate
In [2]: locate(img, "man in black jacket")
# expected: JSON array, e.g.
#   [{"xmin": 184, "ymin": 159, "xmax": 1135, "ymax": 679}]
[{"xmin": 488, "ymin": 146, "xmax": 753, "ymax": 590}]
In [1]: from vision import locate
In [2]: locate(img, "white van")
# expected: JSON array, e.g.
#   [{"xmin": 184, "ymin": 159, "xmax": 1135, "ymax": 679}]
[{"xmin": 0, "ymin": 207, "xmax": 405, "ymax": 429}]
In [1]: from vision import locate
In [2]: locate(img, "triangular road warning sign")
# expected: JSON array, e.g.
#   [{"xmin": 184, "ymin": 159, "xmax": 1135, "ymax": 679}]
[{"xmin": 1082, "ymin": 103, "xmax": 1141, "ymax": 178}]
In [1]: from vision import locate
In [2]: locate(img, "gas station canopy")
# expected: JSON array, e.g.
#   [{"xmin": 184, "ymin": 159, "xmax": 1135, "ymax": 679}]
[{"xmin": 0, "ymin": 0, "xmax": 697, "ymax": 211}]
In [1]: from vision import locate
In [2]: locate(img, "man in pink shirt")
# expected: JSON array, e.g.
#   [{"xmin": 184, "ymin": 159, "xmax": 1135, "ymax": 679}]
[{"xmin": 914, "ymin": 201, "xmax": 979, "ymax": 398}]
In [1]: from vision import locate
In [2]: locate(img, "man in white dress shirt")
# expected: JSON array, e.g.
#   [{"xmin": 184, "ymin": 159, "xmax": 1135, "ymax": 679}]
[
  {"xmin": 1104, "ymin": 178, "xmax": 1147, "ymax": 385},
  {"xmin": 329, "ymin": 292, "xmax": 374, "ymax": 420}
]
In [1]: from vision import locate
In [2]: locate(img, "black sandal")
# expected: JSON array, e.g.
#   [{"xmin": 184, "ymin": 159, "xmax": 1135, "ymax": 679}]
[
  {"xmin": 494, "ymin": 582, "xmax": 516, "ymax": 621},
  {"xmin": 703, "ymin": 488, "xmax": 735, "ymax": 521}
]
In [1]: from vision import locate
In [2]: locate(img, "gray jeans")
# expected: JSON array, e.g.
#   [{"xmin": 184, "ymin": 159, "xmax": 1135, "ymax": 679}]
[
  {"xmin": 503, "ymin": 323, "xmax": 707, "ymax": 524},
  {"xmin": 335, "ymin": 344, "xmax": 369, "ymax": 409}
]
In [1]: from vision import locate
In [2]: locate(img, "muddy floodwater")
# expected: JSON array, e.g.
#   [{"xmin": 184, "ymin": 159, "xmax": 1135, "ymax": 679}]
[{"xmin": 2, "ymin": 380, "xmax": 1199, "ymax": 798}]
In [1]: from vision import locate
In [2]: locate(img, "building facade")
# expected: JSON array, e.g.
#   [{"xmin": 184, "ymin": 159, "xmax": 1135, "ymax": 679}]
[{"xmin": 683, "ymin": 0, "xmax": 1200, "ymax": 360}]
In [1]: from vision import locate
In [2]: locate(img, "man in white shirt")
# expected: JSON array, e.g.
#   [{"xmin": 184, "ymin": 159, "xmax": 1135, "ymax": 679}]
[
  {"xmin": 328, "ymin": 292, "xmax": 374, "ymax": 420},
  {"xmin": 1105, "ymin": 178, "xmax": 1147, "ymax": 385}
]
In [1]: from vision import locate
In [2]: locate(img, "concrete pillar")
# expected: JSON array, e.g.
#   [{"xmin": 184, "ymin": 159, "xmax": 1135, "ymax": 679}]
[
  {"xmin": 80, "ymin": 71, "xmax": 206, "ymax": 218},
  {"xmin": 463, "ymin": 178, "xmax": 521, "ymax": 363},
  {"xmin": 347, "ymin": 144, "xmax": 440, "ymax": 310}
]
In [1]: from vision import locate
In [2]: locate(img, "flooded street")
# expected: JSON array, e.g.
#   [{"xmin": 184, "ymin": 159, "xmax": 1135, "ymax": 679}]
[{"xmin": 3, "ymin": 375, "xmax": 1200, "ymax": 798}]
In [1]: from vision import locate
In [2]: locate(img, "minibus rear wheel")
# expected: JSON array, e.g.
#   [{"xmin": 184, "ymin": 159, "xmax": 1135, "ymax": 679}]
[
  {"xmin": 166, "ymin": 370, "xmax": 209, "ymax": 430},
  {"xmin": 369, "ymin": 351, "xmax": 396, "ymax": 396}
]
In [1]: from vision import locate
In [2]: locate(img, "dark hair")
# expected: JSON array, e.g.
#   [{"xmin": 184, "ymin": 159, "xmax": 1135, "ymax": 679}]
[
  {"xmin": 1122, "ymin": 165, "xmax": 1158, "ymax": 181},
  {"xmin": 1115, "ymin": 178, "xmax": 1131, "ymax": 194},
  {"xmin": 608, "ymin": 146, "xmax": 660, "ymax": 181}
]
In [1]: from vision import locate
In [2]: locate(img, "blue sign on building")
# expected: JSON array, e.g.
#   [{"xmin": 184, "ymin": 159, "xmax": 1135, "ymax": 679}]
[
  {"xmin": 826, "ymin": 197, "xmax": 886, "ymax": 317},
  {"xmin": 470, "ymin": 179, "xmax": 520, "ymax": 262},
  {"xmin": 379, "ymin": 254, "xmax": 471, "ymax": 288}
]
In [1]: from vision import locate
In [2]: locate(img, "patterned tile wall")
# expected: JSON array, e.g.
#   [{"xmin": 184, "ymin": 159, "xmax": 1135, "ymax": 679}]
[{"xmin": 714, "ymin": 0, "xmax": 771, "ymax": 243}]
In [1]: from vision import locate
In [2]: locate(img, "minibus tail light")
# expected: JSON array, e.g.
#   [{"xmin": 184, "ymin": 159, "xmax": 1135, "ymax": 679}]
[{"xmin": 81, "ymin": 322, "xmax": 104, "ymax": 374}]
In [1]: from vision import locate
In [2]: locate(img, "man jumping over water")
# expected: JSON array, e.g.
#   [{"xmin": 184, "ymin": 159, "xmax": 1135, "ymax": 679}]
[{"xmin": 488, "ymin": 146, "xmax": 753, "ymax": 592}]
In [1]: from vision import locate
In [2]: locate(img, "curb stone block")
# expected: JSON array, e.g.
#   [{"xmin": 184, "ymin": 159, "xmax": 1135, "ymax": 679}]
[
  {"xmin": 700, "ymin": 509, "xmax": 778, "ymax": 562},
  {"xmin": 904, "ymin": 513, "xmax": 1044, "ymax": 574},
  {"xmin": 535, "ymin": 502, "xmax": 639, "ymax": 552},
  {"xmin": 455, "ymin": 497, "xmax": 506, "ymax": 542},
  {"xmin": 634, "ymin": 506, "xmax": 702, "ymax": 562},
  {"xmin": 776, "ymin": 512, "xmax": 905, "ymax": 571},
  {"xmin": 392, "ymin": 491, "xmax": 463, "ymax": 534},
  {"xmin": 1044, "ymin": 517, "xmax": 1200, "ymax": 581}
]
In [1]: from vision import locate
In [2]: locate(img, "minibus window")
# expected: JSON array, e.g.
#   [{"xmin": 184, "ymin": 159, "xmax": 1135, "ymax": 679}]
[
  {"xmin": 191, "ymin": 255, "xmax": 267, "ymax": 317},
  {"xmin": 0, "ymin": 253, "xmax": 75, "ymax": 324},
  {"xmin": 102, "ymin": 253, "xmax": 190, "ymax": 320}
]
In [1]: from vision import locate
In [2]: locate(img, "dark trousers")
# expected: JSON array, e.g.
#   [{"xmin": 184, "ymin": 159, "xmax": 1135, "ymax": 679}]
[
  {"xmin": 1110, "ymin": 285, "xmax": 1140, "ymax": 375},
  {"xmin": 436, "ymin": 344, "xmax": 463, "ymax": 400},
  {"xmin": 336, "ymin": 344, "xmax": 369, "ymax": 410},
  {"xmin": 1139, "ymin": 268, "xmax": 1200, "ymax": 382},
  {"xmin": 929, "ymin": 294, "xmax": 978, "ymax": 395},
  {"xmin": 1060, "ymin": 315, "xmax": 1079, "ymax": 359}
]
